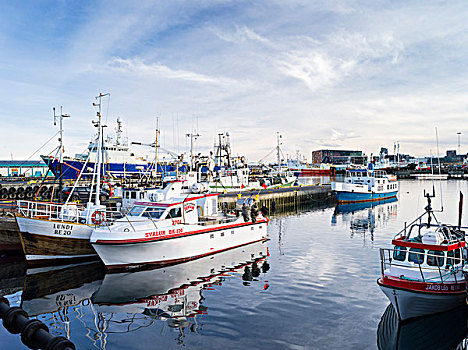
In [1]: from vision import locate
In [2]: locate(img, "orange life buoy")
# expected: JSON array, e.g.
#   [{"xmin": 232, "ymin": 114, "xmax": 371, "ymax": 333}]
[
  {"xmin": 227, "ymin": 170, "xmax": 232, "ymax": 176},
  {"xmin": 92, "ymin": 211, "xmax": 105, "ymax": 225}
]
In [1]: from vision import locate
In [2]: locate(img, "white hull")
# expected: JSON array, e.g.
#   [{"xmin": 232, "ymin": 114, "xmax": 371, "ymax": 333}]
[
  {"xmin": 379, "ymin": 282, "xmax": 465, "ymax": 321},
  {"xmin": 91, "ymin": 220, "xmax": 268, "ymax": 269},
  {"xmin": 16, "ymin": 216, "xmax": 93, "ymax": 240},
  {"xmin": 15, "ymin": 216, "xmax": 97, "ymax": 264}
]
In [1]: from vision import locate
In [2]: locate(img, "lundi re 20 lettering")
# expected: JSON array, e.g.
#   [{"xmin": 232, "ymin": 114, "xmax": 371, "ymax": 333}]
[{"xmin": 53, "ymin": 223, "xmax": 73, "ymax": 236}]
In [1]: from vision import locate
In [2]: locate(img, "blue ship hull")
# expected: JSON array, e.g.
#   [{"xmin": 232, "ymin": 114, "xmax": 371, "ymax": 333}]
[
  {"xmin": 335, "ymin": 190, "xmax": 398, "ymax": 203},
  {"xmin": 41, "ymin": 156, "xmax": 188, "ymax": 180}
]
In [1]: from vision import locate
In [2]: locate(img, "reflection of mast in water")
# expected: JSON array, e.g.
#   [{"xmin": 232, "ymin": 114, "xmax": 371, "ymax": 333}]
[
  {"xmin": 332, "ymin": 198, "xmax": 398, "ymax": 245},
  {"xmin": 278, "ymin": 219, "xmax": 284, "ymax": 256},
  {"xmin": 19, "ymin": 261, "xmax": 106, "ymax": 348}
]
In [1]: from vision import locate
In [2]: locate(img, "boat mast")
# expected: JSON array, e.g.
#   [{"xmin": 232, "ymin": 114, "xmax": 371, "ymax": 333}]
[
  {"xmin": 186, "ymin": 131, "xmax": 199, "ymax": 171},
  {"xmin": 154, "ymin": 117, "xmax": 160, "ymax": 177},
  {"xmin": 276, "ymin": 132, "xmax": 282, "ymax": 172},
  {"xmin": 53, "ymin": 106, "xmax": 70, "ymax": 201},
  {"xmin": 93, "ymin": 93, "xmax": 109, "ymax": 206}
]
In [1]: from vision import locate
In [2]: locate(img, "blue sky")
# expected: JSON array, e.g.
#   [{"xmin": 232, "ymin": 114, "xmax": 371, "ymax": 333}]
[{"xmin": 1, "ymin": 0, "xmax": 467, "ymax": 162}]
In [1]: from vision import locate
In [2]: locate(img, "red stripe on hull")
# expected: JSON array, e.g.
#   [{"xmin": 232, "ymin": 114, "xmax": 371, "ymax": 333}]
[
  {"xmin": 378, "ymin": 276, "xmax": 465, "ymax": 294},
  {"xmin": 105, "ymin": 238, "xmax": 268, "ymax": 272},
  {"xmin": 95, "ymin": 219, "xmax": 268, "ymax": 245}
]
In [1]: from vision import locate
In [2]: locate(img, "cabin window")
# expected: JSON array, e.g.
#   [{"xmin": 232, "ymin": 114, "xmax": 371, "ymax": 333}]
[
  {"xmin": 128, "ymin": 206, "xmax": 145, "ymax": 216},
  {"xmin": 408, "ymin": 248, "xmax": 425, "ymax": 264},
  {"xmin": 220, "ymin": 232, "xmax": 224, "ymax": 237},
  {"xmin": 393, "ymin": 246, "xmax": 407, "ymax": 261},
  {"xmin": 140, "ymin": 192, "xmax": 145, "ymax": 199},
  {"xmin": 125, "ymin": 192, "xmax": 129, "ymax": 199},
  {"xmin": 131, "ymin": 192, "xmax": 136, "ymax": 199},
  {"xmin": 168, "ymin": 207, "xmax": 182, "ymax": 218},
  {"xmin": 447, "ymin": 249, "xmax": 462, "ymax": 266},
  {"xmin": 427, "ymin": 250, "xmax": 444, "ymax": 266},
  {"xmin": 142, "ymin": 207, "xmax": 166, "ymax": 219}
]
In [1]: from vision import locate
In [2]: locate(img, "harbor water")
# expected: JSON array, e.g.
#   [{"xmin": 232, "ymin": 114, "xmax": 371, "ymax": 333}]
[{"xmin": 1, "ymin": 179, "xmax": 468, "ymax": 349}]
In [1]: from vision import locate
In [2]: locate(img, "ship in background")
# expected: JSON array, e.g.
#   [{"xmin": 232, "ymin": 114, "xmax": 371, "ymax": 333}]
[{"xmin": 41, "ymin": 118, "xmax": 184, "ymax": 180}]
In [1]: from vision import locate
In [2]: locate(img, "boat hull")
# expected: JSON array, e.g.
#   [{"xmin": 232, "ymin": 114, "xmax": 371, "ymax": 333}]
[
  {"xmin": 0, "ymin": 216, "xmax": 22, "ymax": 252},
  {"xmin": 335, "ymin": 190, "xmax": 398, "ymax": 203},
  {"xmin": 15, "ymin": 216, "xmax": 97, "ymax": 266},
  {"xmin": 91, "ymin": 220, "xmax": 268, "ymax": 270},
  {"xmin": 377, "ymin": 277, "xmax": 465, "ymax": 321}
]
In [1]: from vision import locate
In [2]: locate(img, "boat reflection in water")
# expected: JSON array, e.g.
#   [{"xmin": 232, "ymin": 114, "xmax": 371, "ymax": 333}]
[
  {"xmin": 21, "ymin": 261, "xmax": 105, "ymax": 317},
  {"xmin": 0, "ymin": 255, "xmax": 27, "ymax": 298},
  {"xmin": 91, "ymin": 240, "xmax": 269, "ymax": 336},
  {"xmin": 13, "ymin": 241, "xmax": 269, "ymax": 347},
  {"xmin": 331, "ymin": 197, "xmax": 398, "ymax": 241},
  {"xmin": 377, "ymin": 303, "xmax": 468, "ymax": 350}
]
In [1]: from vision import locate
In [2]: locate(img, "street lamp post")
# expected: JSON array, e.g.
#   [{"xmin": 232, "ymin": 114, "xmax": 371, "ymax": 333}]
[{"xmin": 457, "ymin": 132, "xmax": 462, "ymax": 159}]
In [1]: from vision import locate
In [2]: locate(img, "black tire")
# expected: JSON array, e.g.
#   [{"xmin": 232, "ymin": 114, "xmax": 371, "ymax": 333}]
[
  {"xmin": 71, "ymin": 194, "xmax": 80, "ymax": 202},
  {"xmin": 8, "ymin": 187, "xmax": 16, "ymax": 194},
  {"xmin": 99, "ymin": 194, "xmax": 108, "ymax": 202},
  {"xmin": 1, "ymin": 194, "xmax": 8, "ymax": 200}
]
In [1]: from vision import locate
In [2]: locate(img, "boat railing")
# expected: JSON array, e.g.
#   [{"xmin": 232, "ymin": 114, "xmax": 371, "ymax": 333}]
[
  {"xmin": 379, "ymin": 248, "xmax": 464, "ymax": 284},
  {"xmin": 16, "ymin": 200, "xmax": 120, "ymax": 224},
  {"xmin": 393, "ymin": 210, "xmax": 468, "ymax": 241}
]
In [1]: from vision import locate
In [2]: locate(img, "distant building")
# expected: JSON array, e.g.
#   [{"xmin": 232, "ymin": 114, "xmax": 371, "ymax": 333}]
[
  {"xmin": 312, "ymin": 149, "xmax": 365, "ymax": 165},
  {"xmin": 446, "ymin": 150, "xmax": 457, "ymax": 158},
  {"xmin": 0, "ymin": 160, "xmax": 51, "ymax": 178}
]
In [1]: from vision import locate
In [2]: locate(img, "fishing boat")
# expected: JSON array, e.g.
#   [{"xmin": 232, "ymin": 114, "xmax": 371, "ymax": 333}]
[
  {"xmin": 15, "ymin": 94, "xmax": 117, "ymax": 266},
  {"xmin": 287, "ymin": 159, "xmax": 331, "ymax": 177},
  {"xmin": 377, "ymin": 192, "xmax": 466, "ymax": 321},
  {"xmin": 90, "ymin": 191, "xmax": 268, "ymax": 270},
  {"xmin": 40, "ymin": 117, "xmax": 171, "ymax": 180},
  {"xmin": 331, "ymin": 168, "xmax": 398, "ymax": 203}
]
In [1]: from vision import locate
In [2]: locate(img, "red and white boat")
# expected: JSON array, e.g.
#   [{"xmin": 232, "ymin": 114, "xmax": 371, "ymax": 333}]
[
  {"xmin": 90, "ymin": 192, "xmax": 268, "ymax": 270},
  {"xmin": 377, "ymin": 194, "xmax": 466, "ymax": 321}
]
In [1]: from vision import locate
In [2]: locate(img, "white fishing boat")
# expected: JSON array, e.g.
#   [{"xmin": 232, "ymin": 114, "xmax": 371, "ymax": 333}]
[
  {"xmin": 15, "ymin": 93, "xmax": 116, "ymax": 266},
  {"xmin": 331, "ymin": 168, "xmax": 398, "ymax": 203},
  {"xmin": 90, "ymin": 191, "xmax": 268, "ymax": 270},
  {"xmin": 377, "ymin": 193, "xmax": 467, "ymax": 321}
]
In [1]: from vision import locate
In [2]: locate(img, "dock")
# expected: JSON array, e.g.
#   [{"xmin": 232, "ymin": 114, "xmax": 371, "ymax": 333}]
[{"xmin": 219, "ymin": 184, "xmax": 335, "ymax": 212}]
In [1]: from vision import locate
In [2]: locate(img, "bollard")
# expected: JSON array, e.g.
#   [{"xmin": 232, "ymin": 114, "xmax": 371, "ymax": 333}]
[{"xmin": 0, "ymin": 297, "xmax": 75, "ymax": 350}]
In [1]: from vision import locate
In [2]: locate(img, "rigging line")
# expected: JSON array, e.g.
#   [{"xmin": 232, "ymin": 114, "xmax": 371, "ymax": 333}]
[{"xmin": 16, "ymin": 130, "xmax": 60, "ymax": 167}]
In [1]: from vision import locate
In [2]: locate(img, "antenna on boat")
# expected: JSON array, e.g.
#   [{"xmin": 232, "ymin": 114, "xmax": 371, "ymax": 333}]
[
  {"xmin": 435, "ymin": 127, "xmax": 443, "ymax": 212},
  {"xmin": 53, "ymin": 106, "xmax": 70, "ymax": 201}
]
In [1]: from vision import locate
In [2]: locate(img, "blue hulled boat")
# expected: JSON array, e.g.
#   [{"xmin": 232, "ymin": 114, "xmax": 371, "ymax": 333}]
[{"xmin": 331, "ymin": 169, "xmax": 398, "ymax": 203}]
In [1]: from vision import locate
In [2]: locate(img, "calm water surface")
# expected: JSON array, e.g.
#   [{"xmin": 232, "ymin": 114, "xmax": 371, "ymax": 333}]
[{"xmin": 1, "ymin": 180, "xmax": 468, "ymax": 349}]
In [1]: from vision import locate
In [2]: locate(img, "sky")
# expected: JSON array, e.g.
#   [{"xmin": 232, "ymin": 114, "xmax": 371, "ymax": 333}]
[{"xmin": 0, "ymin": 0, "xmax": 467, "ymax": 163}]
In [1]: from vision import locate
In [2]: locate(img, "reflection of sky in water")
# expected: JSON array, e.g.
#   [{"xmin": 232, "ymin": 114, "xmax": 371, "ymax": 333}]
[{"xmin": 1, "ymin": 180, "xmax": 468, "ymax": 349}]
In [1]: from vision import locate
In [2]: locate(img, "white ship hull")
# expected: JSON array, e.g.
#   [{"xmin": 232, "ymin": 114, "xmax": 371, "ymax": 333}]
[
  {"xmin": 15, "ymin": 216, "xmax": 97, "ymax": 265},
  {"xmin": 91, "ymin": 219, "xmax": 268, "ymax": 270},
  {"xmin": 378, "ymin": 279, "xmax": 465, "ymax": 321}
]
